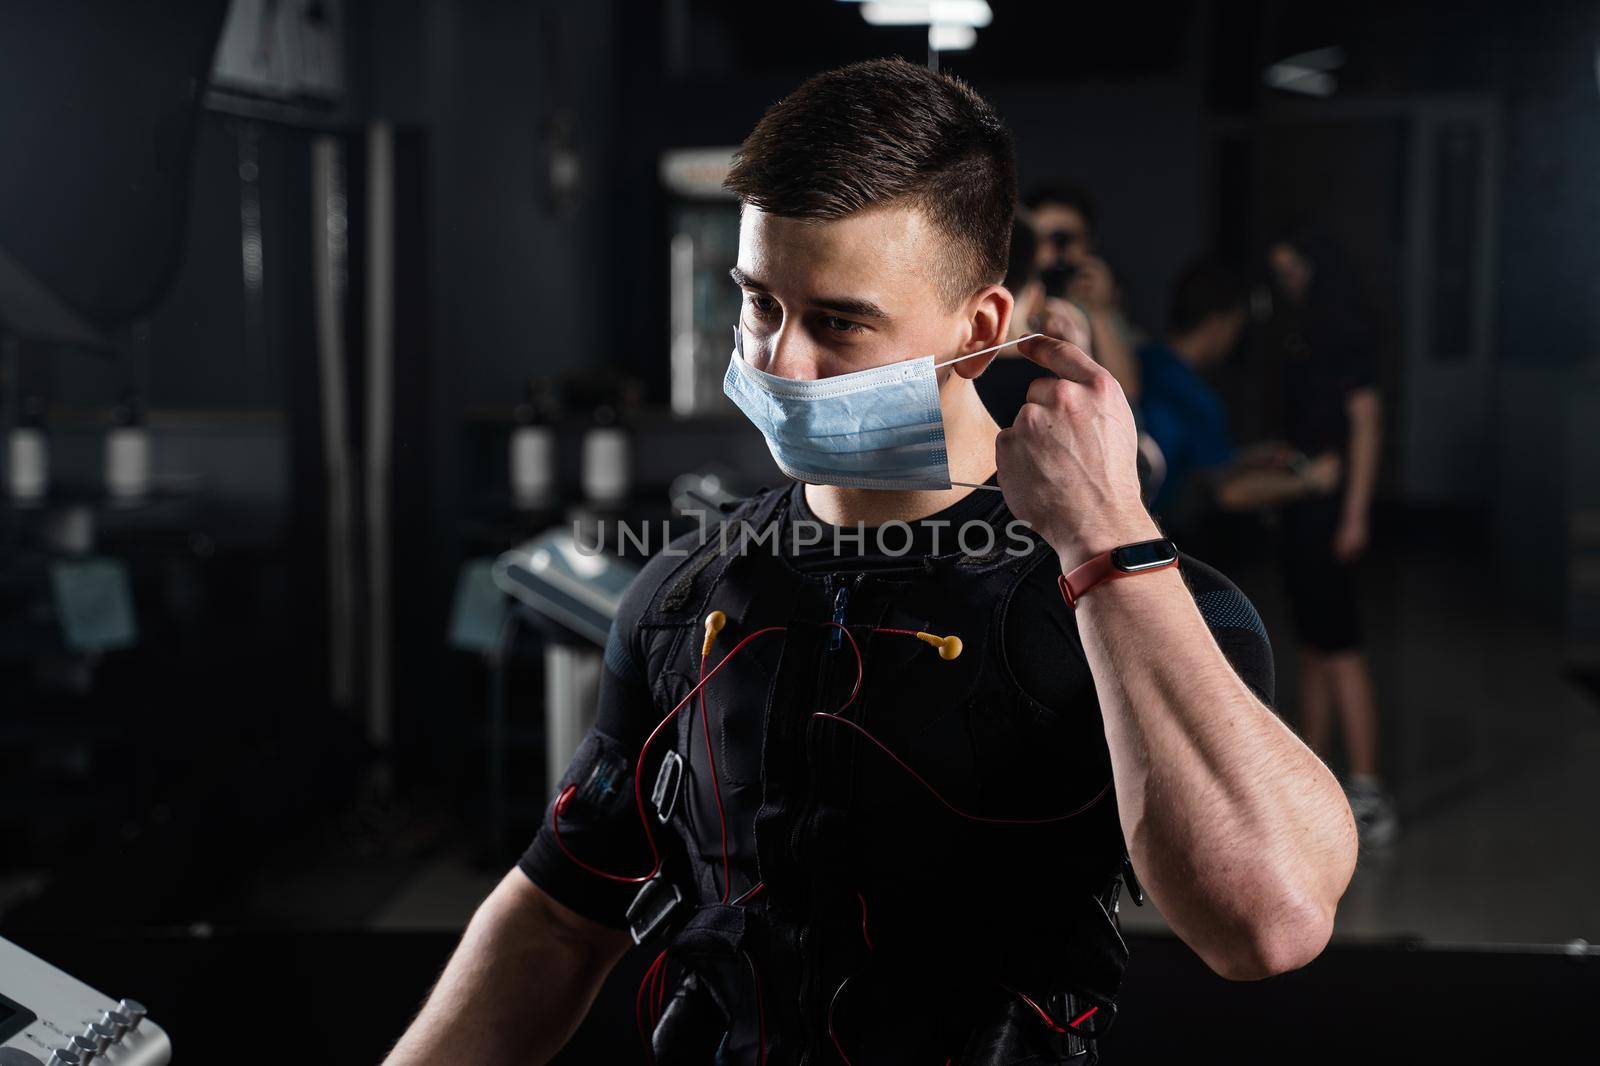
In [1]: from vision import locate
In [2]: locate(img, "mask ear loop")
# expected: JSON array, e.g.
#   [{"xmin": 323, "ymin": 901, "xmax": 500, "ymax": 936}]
[
  {"xmin": 931, "ymin": 331, "xmax": 1043, "ymax": 370},
  {"xmin": 941, "ymin": 333, "xmax": 1044, "ymax": 492}
]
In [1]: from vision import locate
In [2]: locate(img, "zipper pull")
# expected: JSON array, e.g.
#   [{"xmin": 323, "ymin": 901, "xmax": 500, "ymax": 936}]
[{"xmin": 829, "ymin": 583, "xmax": 850, "ymax": 650}]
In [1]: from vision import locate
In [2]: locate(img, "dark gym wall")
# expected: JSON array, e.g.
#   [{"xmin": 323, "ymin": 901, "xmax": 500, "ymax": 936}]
[
  {"xmin": 1492, "ymin": 0, "xmax": 1600, "ymax": 618},
  {"xmin": 995, "ymin": 81, "xmax": 1211, "ymax": 336},
  {"xmin": 360, "ymin": 0, "xmax": 624, "ymax": 791},
  {"xmin": 367, "ymin": 0, "xmax": 620, "ymax": 409}
]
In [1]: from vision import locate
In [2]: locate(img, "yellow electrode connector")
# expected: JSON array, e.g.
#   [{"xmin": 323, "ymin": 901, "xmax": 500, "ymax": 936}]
[
  {"xmin": 702, "ymin": 610, "xmax": 727, "ymax": 659},
  {"xmin": 915, "ymin": 631, "xmax": 963, "ymax": 661}
]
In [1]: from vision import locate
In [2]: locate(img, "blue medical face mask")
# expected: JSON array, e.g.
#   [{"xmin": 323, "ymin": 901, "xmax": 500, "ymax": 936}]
[{"xmin": 723, "ymin": 325, "xmax": 1042, "ymax": 491}]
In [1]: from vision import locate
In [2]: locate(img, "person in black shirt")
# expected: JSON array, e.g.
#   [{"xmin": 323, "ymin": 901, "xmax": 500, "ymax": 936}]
[
  {"xmin": 977, "ymin": 220, "xmax": 1082, "ymax": 427},
  {"xmin": 979, "ymin": 221, "xmax": 1169, "ymax": 511},
  {"xmin": 385, "ymin": 61, "xmax": 1358, "ymax": 1066},
  {"xmin": 1021, "ymin": 183, "xmax": 1142, "ymax": 404},
  {"xmin": 1266, "ymin": 231, "xmax": 1397, "ymax": 849}
]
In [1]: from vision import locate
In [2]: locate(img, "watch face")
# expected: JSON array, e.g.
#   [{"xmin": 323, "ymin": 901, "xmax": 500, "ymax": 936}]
[{"xmin": 1111, "ymin": 538, "xmax": 1178, "ymax": 572}]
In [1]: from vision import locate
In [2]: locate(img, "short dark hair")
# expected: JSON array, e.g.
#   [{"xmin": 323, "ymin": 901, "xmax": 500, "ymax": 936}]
[
  {"xmin": 723, "ymin": 57, "xmax": 1016, "ymax": 307},
  {"xmin": 1168, "ymin": 260, "xmax": 1246, "ymax": 334},
  {"xmin": 1003, "ymin": 218, "xmax": 1039, "ymax": 293},
  {"xmin": 1023, "ymin": 182, "xmax": 1098, "ymax": 236}
]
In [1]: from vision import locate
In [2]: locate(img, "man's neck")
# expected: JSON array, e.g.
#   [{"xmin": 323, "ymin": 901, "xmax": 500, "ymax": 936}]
[{"xmin": 804, "ymin": 379, "xmax": 1000, "ymax": 527}]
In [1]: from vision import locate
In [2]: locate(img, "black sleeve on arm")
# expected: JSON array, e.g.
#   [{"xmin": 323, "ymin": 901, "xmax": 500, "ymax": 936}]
[
  {"xmin": 1175, "ymin": 552, "xmax": 1276, "ymax": 708},
  {"xmin": 515, "ymin": 538, "xmax": 690, "ymax": 931}
]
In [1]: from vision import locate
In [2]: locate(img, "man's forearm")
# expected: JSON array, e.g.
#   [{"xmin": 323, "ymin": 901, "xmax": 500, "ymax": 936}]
[
  {"xmin": 384, "ymin": 871, "xmax": 630, "ymax": 1066},
  {"xmin": 1342, "ymin": 392, "xmax": 1381, "ymax": 520},
  {"xmin": 991, "ymin": 335, "xmax": 1355, "ymax": 976},
  {"xmin": 1213, "ymin": 467, "xmax": 1307, "ymax": 511},
  {"xmin": 1068, "ymin": 528, "xmax": 1357, "ymax": 978}
]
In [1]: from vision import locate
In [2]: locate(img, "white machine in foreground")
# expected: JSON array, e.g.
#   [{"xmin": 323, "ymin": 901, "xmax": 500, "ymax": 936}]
[{"xmin": 0, "ymin": 937, "xmax": 168, "ymax": 1066}]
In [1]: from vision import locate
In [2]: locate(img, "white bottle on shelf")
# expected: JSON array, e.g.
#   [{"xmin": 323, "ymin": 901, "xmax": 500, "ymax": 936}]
[
  {"xmin": 510, "ymin": 380, "xmax": 557, "ymax": 511},
  {"xmin": 8, "ymin": 396, "xmax": 49, "ymax": 503},
  {"xmin": 581, "ymin": 404, "xmax": 630, "ymax": 506},
  {"xmin": 105, "ymin": 395, "xmax": 151, "ymax": 501}
]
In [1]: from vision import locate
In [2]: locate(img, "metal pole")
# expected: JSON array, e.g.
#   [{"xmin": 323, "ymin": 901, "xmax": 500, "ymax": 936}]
[
  {"xmin": 311, "ymin": 135, "xmax": 357, "ymax": 711},
  {"xmin": 365, "ymin": 123, "xmax": 396, "ymax": 760}
]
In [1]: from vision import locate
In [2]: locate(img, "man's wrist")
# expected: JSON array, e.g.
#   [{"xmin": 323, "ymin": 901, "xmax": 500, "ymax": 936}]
[{"xmin": 1052, "ymin": 510, "xmax": 1165, "ymax": 573}]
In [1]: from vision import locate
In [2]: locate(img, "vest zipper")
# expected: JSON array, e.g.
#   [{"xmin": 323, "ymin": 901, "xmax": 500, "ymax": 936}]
[
  {"xmin": 791, "ymin": 572, "xmax": 869, "ymax": 1062},
  {"xmin": 829, "ymin": 581, "xmax": 850, "ymax": 649},
  {"xmin": 790, "ymin": 573, "xmax": 852, "ymax": 1063},
  {"xmin": 790, "ymin": 575, "xmax": 853, "ymax": 869}
]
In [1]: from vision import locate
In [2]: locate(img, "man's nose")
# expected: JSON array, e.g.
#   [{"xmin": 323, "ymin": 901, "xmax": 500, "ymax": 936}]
[{"xmin": 764, "ymin": 324, "xmax": 821, "ymax": 381}]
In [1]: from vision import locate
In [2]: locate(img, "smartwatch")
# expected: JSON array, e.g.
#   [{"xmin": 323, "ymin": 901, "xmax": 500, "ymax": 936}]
[{"xmin": 1057, "ymin": 538, "xmax": 1180, "ymax": 608}]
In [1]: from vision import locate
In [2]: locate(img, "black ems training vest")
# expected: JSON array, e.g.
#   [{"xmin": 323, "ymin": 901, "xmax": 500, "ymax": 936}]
[{"xmin": 628, "ymin": 487, "xmax": 1141, "ymax": 1066}]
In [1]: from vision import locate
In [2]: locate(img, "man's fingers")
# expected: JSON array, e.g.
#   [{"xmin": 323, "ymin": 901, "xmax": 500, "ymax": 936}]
[
  {"xmin": 1017, "ymin": 334, "xmax": 1102, "ymax": 384},
  {"xmin": 1048, "ymin": 300, "xmax": 1092, "ymax": 352},
  {"xmin": 1025, "ymin": 373, "xmax": 1071, "ymax": 408}
]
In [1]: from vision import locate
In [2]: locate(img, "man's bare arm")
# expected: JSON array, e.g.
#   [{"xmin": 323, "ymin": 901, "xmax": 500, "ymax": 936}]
[
  {"xmin": 1072, "ymin": 550, "xmax": 1358, "ymax": 980},
  {"xmin": 1332, "ymin": 388, "xmax": 1382, "ymax": 560},
  {"xmin": 1341, "ymin": 388, "xmax": 1380, "ymax": 520},
  {"xmin": 994, "ymin": 335, "xmax": 1358, "ymax": 983},
  {"xmin": 1212, "ymin": 452, "xmax": 1341, "ymax": 511},
  {"xmin": 383, "ymin": 869, "xmax": 633, "ymax": 1066}
]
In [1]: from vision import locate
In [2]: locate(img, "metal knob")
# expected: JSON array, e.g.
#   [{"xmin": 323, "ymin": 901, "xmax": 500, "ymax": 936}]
[
  {"xmin": 46, "ymin": 1048, "xmax": 80, "ymax": 1066},
  {"xmin": 66, "ymin": 1037, "xmax": 96, "ymax": 1064},
  {"xmin": 98, "ymin": 1009, "xmax": 132, "ymax": 1040},
  {"xmin": 116, "ymin": 999, "xmax": 147, "ymax": 1030},
  {"xmin": 81, "ymin": 1022, "xmax": 115, "ymax": 1052}
]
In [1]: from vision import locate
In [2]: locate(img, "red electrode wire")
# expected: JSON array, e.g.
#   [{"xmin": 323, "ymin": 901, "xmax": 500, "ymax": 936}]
[
  {"xmin": 827, "ymin": 977, "xmax": 856, "ymax": 1066},
  {"xmin": 548, "ymin": 625, "xmax": 787, "ymax": 884},
  {"xmin": 1003, "ymin": 984, "xmax": 1100, "ymax": 1035},
  {"xmin": 812, "ymin": 710, "xmax": 1113, "ymax": 825},
  {"xmin": 743, "ymin": 950, "xmax": 769, "ymax": 1066},
  {"xmin": 828, "ymin": 890, "xmax": 877, "ymax": 1066},
  {"xmin": 697, "ymin": 652, "xmax": 734, "ymax": 902},
  {"xmin": 549, "ymin": 621, "xmax": 865, "ymax": 888},
  {"xmin": 697, "ymin": 622, "xmax": 864, "ymax": 904},
  {"xmin": 560, "ymin": 616, "xmax": 1100, "ymax": 1064},
  {"xmin": 635, "ymin": 948, "xmax": 670, "ymax": 1062}
]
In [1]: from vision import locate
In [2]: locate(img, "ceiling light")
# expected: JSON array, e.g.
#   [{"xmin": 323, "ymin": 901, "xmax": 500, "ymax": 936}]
[
  {"xmin": 1264, "ymin": 45, "xmax": 1345, "ymax": 97},
  {"xmin": 927, "ymin": 23, "xmax": 977, "ymax": 51},
  {"xmin": 858, "ymin": 1, "xmax": 993, "ymax": 28}
]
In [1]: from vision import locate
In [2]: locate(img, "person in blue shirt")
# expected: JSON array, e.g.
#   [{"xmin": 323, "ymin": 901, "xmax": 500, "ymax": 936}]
[{"xmin": 1138, "ymin": 261, "xmax": 1341, "ymax": 533}]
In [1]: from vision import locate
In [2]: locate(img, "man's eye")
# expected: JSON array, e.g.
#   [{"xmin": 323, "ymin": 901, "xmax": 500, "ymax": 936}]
[
  {"xmin": 747, "ymin": 293, "xmax": 779, "ymax": 318},
  {"xmin": 824, "ymin": 316, "xmax": 865, "ymax": 334}
]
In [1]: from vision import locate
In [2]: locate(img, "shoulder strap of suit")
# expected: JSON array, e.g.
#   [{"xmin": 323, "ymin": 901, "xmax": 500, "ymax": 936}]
[{"xmin": 642, "ymin": 484, "xmax": 792, "ymax": 625}]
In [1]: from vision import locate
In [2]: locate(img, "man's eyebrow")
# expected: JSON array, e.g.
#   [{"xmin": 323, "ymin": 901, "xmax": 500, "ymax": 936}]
[
  {"xmin": 729, "ymin": 266, "xmax": 765, "ymax": 290},
  {"xmin": 728, "ymin": 267, "xmax": 891, "ymax": 321},
  {"xmin": 813, "ymin": 295, "xmax": 890, "ymax": 321}
]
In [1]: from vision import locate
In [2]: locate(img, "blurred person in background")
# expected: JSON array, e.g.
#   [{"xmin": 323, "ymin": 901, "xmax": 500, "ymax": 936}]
[
  {"xmin": 978, "ymin": 221, "xmax": 1167, "ymax": 506},
  {"xmin": 976, "ymin": 219, "xmax": 1089, "ymax": 423},
  {"xmin": 1139, "ymin": 259, "xmax": 1344, "ymax": 544},
  {"xmin": 1265, "ymin": 230, "xmax": 1396, "ymax": 849},
  {"xmin": 1022, "ymin": 183, "xmax": 1141, "ymax": 402}
]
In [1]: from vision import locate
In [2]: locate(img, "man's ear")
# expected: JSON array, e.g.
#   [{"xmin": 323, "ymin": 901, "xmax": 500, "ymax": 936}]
[
  {"xmin": 951, "ymin": 283, "xmax": 1013, "ymax": 380},
  {"xmin": 953, "ymin": 351, "xmax": 999, "ymax": 379}
]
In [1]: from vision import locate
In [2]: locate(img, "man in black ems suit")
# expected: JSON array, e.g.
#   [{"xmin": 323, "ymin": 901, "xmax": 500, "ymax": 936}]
[{"xmin": 384, "ymin": 59, "xmax": 1358, "ymax": 1066}]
